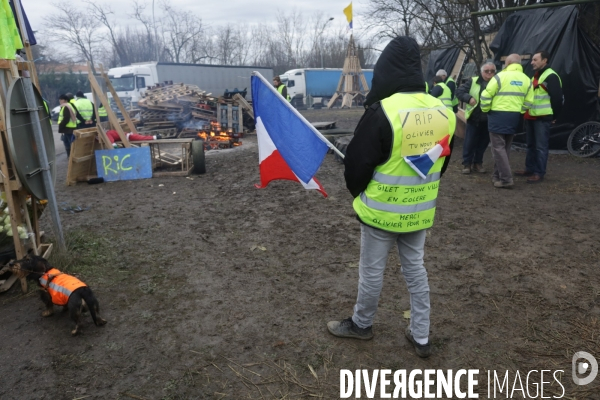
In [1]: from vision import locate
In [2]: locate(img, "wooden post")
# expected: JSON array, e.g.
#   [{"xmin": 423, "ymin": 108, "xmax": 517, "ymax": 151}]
[
  {"xmin": 327, "ymin": 35, "xmax": 369, "ymax": 109},
  {"xmin": 87, "ymin": 65, "xmax": 131, "ymax": 147},
  {"xmin": 99, "ymin": 64, "xmax": 138, "ymax": 135}
]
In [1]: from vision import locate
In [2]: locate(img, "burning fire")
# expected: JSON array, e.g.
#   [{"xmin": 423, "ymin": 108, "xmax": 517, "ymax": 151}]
[{"xmin": 197, "ymin": 121, "xmax": 242, "ymax": 149}]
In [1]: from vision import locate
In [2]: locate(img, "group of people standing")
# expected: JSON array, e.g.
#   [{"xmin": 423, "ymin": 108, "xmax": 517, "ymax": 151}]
[
  {"xmin": 327, "ymin": 37, "xmax": 565, "ymax": 359},
  {"xmin": 57, "ymin": 91, "xmax": 107, "ymax": 158},
  {"xmin": 431, "ymin": 51, "xmax": 563, "ymax": 187}
]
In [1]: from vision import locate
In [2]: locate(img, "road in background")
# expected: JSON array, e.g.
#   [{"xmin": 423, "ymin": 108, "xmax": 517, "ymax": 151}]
[{"xmin": 51, "ymin": 124, "xmax": 64, "ymax": 156}]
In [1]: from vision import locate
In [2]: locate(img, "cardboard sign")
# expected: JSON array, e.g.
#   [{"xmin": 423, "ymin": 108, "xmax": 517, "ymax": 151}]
[
  {"xmin": 399, "ymin": 107, "xmax": 449, "ymax": 157},
  {"xmin": 95, "ymin": 147, "xmax": 152, "ymax": 182}
]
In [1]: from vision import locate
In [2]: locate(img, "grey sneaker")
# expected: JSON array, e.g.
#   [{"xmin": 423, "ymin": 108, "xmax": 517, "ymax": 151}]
[
  {"xmin": 327, "ymin": 317, "xmax": 373, "ymax": 340},
  {"xmin": 461, "ymin": 165, "xmax": 471, "ymax": 174},
  {"xmin": 493, "ymin": 181, "xmax": 514, "ymax": 189},
  {"xmin": 405, "ymin": 327, "xmax": 431, "ymax": 358}
]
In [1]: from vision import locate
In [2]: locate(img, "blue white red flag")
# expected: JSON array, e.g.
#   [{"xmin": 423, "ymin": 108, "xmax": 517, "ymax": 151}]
[
  {"xmin": 404, "ymin": 135, "xmax": 451, "ymax": 179},
  {"xmin": 251, "ymin": 73, "xmax": 329, "ymax": 197}
]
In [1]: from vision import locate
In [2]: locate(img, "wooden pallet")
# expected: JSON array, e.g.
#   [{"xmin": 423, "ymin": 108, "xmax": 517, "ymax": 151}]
[{"xmin": 66, "ymin": 127, "xmax": 102, "ymax": 186}]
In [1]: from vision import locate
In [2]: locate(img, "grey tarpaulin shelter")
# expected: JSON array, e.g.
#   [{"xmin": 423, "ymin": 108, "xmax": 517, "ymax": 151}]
[
  {"xmin": 425, "ymin": 48, "xmax": 462, "ymax": 88},
  {"xmin": 489, "ymin": 5, "xmax": 600, "ymax": 148}
]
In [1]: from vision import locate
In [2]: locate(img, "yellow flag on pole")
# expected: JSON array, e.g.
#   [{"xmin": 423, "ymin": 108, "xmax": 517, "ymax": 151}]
[{"xmin": 343, "ymin": 2, "xmax": 353, "ymax": 29}]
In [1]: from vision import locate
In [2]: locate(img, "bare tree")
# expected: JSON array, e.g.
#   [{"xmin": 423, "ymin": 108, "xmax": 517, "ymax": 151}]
[
  {"xmin": 362, "ymin": 0, "xmax": 540, "ymax": 68},
  {"xmin": 276, "ymin": 10, "xmax": 308, "ymax": 67},
  {"xmin": 86, "ymin": 1, "xmax": 130, "ymax": 66},
  {"xmin": 159, "ymin": 3, "xmax": 207, "ymax": 64},
  {"xmin": 362, "ymin": 0, "xmax": 424, "ymax": 40},
  {"xmin": 44, "ymin": 2, "xmax": 104, "ymax": 73}
]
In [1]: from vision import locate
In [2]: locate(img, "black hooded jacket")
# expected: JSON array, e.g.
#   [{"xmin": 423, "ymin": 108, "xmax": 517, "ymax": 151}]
[{"xmin": 344, "ymin": 37, "xmax": 454, "ymax": 198}]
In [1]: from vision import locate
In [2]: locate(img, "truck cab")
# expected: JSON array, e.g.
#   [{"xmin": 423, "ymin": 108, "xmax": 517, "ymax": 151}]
[
  {"xmin": 107, "ymin": 63, "xmax": 159, "ymax": 107},
  {"xmin": 279, "ymin": 69, "xmax": 305, "ymax": 107}
]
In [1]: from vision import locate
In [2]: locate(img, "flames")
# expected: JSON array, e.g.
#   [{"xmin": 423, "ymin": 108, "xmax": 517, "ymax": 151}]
[
  {"xmin": 197, "ymin": 121, "xmax": 242, "ymax": 149},
  {"xmin": 197, "ymin": 122, "xmax": 231, "ymax": 141}
]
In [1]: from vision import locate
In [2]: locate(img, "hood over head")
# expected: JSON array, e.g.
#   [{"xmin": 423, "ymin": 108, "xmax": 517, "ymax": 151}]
[{"xmin": 365, "ymin": 36, "xmax": 425, "ymax": 107}]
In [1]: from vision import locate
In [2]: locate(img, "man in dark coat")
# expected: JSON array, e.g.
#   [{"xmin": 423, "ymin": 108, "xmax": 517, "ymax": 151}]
[{"xmin": 455, "ymin": 62, "xmax": 497, "ymax": 174}]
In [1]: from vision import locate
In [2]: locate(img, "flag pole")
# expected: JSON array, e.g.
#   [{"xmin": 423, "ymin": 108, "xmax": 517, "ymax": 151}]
[{"xmin": 252, "ymin": 72, "xmax": 346, "ymax": 159}]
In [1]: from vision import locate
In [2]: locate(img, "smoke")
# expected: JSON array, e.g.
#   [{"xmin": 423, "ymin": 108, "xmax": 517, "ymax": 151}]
[{"xmin": 181, "ymin": 119, "xmax": 210, "ymax": 130}]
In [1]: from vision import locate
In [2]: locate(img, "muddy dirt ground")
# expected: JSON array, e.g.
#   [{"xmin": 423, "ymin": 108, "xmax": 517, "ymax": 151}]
[{"xmin": 1, "ymin": 108, "xmax": 599, "ymax": 399}]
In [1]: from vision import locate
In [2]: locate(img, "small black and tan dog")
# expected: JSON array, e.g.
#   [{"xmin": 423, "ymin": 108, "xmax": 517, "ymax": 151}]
[{"xmin": 5, "ymin": 255, "xmax": 107, "ymax": 335}]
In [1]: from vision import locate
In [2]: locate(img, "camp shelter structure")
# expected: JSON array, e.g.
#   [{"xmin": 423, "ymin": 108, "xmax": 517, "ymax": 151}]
[{"xmin": 489, "ymin": 4, "xmax": 600, "ymax": 149}]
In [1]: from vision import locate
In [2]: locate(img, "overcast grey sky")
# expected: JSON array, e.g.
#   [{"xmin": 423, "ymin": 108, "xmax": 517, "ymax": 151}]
[{"xmin": 21, "ymin": 0, "xmax": 365, "ymax": 38}]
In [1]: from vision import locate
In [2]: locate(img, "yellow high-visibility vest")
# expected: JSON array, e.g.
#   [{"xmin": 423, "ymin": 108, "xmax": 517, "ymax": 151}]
[
  {"xmin": 480, "ymin": 63, "xmax": 533, "ymax": 114},
  {"xmin": 58, "ymin": 104, "xmax": 77, "ymax": 128},
  {"xmin": 353, "ymin": 93, "xmax": 456, "ymax": 233},
  {"xmin": 529, "ymin": 68, "xmax": 561, "ymax": 117},
  {"xmin": 277, "ymin": 84, "xmax": 291, "ymax": 102},
  {"xmin": 464, "ymin": 77, "xmax": 480, "ymax": 120},
  {"xmin": 74, "ymin": 98, "xmax": 94, "ymax": 120},
  {"xmin": 446, "ymin": 77, "xmax": 459, "ymax": 107},
  {"xmin": 436, "ymin": 82, "xmax": 453, "ymax": 109}
]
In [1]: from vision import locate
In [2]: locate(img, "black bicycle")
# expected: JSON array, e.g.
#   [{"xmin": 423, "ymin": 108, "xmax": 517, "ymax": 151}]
[{"xmin": 567, "ymin": 98, "xmax": 600, "ymax": 157}]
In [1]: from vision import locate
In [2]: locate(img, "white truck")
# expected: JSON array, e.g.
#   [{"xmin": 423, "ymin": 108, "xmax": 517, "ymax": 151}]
[
  {"xmin": 279, "ymin": 68, "xmax": 373, "ymax": 108},
  {"xmin": 90, "ymin": 62, "xmax": 274, "ymax": 107}
]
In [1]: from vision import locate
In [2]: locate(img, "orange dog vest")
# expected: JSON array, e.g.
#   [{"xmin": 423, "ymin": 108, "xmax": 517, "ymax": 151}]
[{"xmin": 39, "ymin": 268, "xmax": 87, "ymax": 306}]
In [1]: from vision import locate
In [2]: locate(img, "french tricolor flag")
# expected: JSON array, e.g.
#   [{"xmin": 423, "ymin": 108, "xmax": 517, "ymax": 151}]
[
  {"xmin": 404, "ymin": 135, "xmax": 451, "ymax": 179},
  {"xmin": 251, "ymin": 73, "xmax": 331, "ymax": 197}
]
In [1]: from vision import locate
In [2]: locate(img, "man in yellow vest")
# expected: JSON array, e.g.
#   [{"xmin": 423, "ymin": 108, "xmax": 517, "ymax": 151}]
[
  {"xmin": 74, "ymin": 91, "xmax": 96, "ymax": 128},
  {"xmin": 272, "ymin": 76, "xmax": 291, "ymax": 102},
  {"xmin": 57, "ymin": 94, "xmax": 78, "ymax": 158},
  {"xmin": 98, "ymin": 104, "xmax": 108, "ymax": 122},
  {"xmin": 436, "ymin": 69, "xmax": 459, "ymax": 112},
  {"xmin": 66, "ymin": 92, "xmax": 87, "ymax": 127},
  {"xmin": 480, "ymin": 54, "xmax": 534, "ymax": 188},
  {"xmin": 516, "ymin": 50, "xmax": 563, "ymax": 183},
  {"xmin": 455, "ymin": 61, "xmax": 497, "ymax": 174},
  {"xmin": 430, "ymin": 76, "xmax": 453, "ymax": 109},
  {"xmin": 327, "ymin": 37, "xmax": 456, "ymax": 358}
]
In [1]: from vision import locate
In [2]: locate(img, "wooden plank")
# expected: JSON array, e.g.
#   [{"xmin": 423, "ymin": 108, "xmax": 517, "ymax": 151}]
[
  {"xmin": 500, "ymin": 54, "xmax": 531, "ymax": 61},
  {"xmin": 66, "ymin": 127, "xmax": 101, "ymax": 185},
  {"xmin": 131, "ymin": 139, "xmax": 193, "ymax": 144},
  {"xmin": 100, "ymin": 65, "xmax": 138, "ymax": 135},
  {"xmin": 233, "ymin": 93, "xmax": 253, "ymax": 116},
  {"xmin": 94, "ymin": 121, "xmax": 112, "ymax": 149},
  {"xmin": 41, "ymin": 243, "xmax": 53, "ymax": 259},
  {"xmin": 153, "ymin": 169, "xmax": 191, "ymax": 178},
  {"xmin": 227, "ymin": 105, "xmax": 233, "ymax": 129},
  {"xmin": 74, "ymin": 155, "xmax": 94, "ymax": 163},
  {"xmin": 0, "ymin": 274, "xmax": 18, "ymax": 293},
  {"xmin": 87, "ymin": 65, "xmax": 131, "ymax": 147}
]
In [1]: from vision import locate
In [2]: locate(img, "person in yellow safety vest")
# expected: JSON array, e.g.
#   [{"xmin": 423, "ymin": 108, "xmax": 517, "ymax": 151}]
[
  {"xmin": 98, "ymin": 104, "xmax": 108, "ymax": 122},
  {"xmin": 430, "ymin": 76, "xmax": 453, "ymax": 109},
  {"xmin": 515, "ymin": 50, "xmax": 563, "ymax": 184},
  {"xmin": 327, "ymin": 36, "xmax": 456, "ymax": 359},
  {"xmin": 66, "ymin": 92, "xmax": 86, "ymax": 127},
  {"xmin": 74, "ymin": 91, "xmax": 96, "ymax": 128},
  {"xmin": 272, "ymin": 76, "xmax": 291, "ymax": 102},
  {"xmin": 455, "ymin": 61, "xmax": 497, "ymax": 174},
  {"xmin": 480, "ymin": 53, "xmax": 534, "ymax": 189},
  {"xmin": 435, "ymin": 69, "xmax": 459, "ymax": 112},
  {"xmin": 57, "ymin": 94, "xmax": 78, "ymax": 158},
  {"xmin": 41, "ymin": 98, "xmax": 50, "ymax": 122}
]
